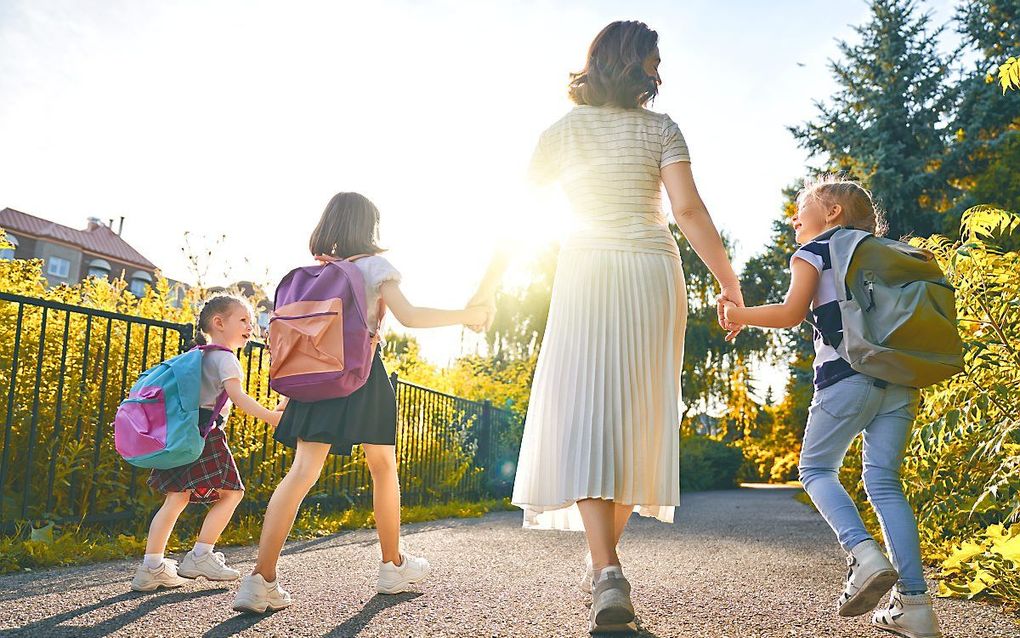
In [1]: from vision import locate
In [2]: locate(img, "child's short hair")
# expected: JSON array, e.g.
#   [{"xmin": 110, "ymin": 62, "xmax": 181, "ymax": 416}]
[
  {"xmin": 799, "ymin": 175, "xmax": 889, "ymax": 237},
  {"xmin": 194, "ymin": 294, "xmax": 252, "ymax": 345},
  {"xmin": 308, "ymin": 192, "xmax": 384, "ymax": 258}
]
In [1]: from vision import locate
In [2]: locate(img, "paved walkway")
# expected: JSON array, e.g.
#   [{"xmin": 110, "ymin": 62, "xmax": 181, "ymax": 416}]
[{"xmin": 0, "ymin": 487, "xmax": 1016, "ymax": 637}]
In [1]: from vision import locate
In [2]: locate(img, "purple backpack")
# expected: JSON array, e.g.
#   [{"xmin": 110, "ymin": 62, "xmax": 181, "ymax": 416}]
[{"xmin": 269, "ymin": 256, "xmax": 380, "ymax": 402}]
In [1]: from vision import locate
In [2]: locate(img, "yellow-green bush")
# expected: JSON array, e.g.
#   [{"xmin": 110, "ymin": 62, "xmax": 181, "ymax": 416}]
[
  {"xmin": 0, "ymin": 247, "xmax": 499, "ymax": 530},
  {"xmin": 839, "ymin": 207, "xmax": 1020, "ymax": 603}
]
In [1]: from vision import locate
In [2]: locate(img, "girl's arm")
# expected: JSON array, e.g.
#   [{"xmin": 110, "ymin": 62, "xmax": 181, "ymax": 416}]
[
  {"xmin": 724, "ymin": 258, "xmax": 818, "ymax": 330},
  {"xmin": 223, "ymin": 378, "xmax": 282, "ymax": 427},
  {"xmin": 380, "ymin": 281, "xmax": 488, "ymax": 329}
]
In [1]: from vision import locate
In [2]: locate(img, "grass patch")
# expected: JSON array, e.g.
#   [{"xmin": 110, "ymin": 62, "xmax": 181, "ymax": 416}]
[{"xmin": 0, "ymin": 498, "xmax": 512, "ymax": 575}]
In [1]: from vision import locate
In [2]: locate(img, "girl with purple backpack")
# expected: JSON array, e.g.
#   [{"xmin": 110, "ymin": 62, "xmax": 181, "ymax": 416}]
[
  {"xmin": 132, "ymin": 295, "xmax": 284, "ymax": 592},
  {"xmin": 232, "ymin": 192, "xmax": 490, "ymax": 614}
]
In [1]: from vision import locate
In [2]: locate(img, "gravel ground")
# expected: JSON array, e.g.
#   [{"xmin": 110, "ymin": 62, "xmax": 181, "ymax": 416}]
[{"xmin": 0, "ymin": 486, "xmax": 1016, "ymax": 638}]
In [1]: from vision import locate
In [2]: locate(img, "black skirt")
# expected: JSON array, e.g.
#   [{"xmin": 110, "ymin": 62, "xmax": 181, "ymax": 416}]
[{"xmin": 274, "ymin": 350, "xmax": 396, "ymax": 456}]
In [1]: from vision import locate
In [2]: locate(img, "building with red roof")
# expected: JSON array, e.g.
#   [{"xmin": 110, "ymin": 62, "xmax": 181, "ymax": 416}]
[{"xmin": 1, "ymin": 207, "xmax": 158, "ymax": 295}]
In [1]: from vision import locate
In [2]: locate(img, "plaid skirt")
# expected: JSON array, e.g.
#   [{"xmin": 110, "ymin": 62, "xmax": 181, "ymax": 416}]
[{"xmin": 147, "ymin": 412, "xmax": 244, "ymax": 504}]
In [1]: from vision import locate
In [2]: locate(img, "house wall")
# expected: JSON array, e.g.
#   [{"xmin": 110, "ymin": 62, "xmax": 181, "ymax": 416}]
[{"xmin": 36, "ymin": 240, "xmax": 82, "ymax": 287}]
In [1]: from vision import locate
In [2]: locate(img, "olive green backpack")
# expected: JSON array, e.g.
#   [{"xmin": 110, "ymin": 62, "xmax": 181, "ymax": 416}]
[{"xmin": 810, "ymin": 228, "xmax": 964, "ymax": 388}]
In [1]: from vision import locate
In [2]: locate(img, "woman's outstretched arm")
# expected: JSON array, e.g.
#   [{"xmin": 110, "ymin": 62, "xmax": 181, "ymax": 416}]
[{"xmin": 660, "ymin": 161, "xmax": 743, "ymax": 336}]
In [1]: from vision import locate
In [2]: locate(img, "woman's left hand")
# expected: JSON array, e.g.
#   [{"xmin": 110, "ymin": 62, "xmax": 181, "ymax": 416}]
[
  {"xmin": 717, "ymin": 283, "xmax": 745, "ymax": 341},
  {"xmin": 466, "ymin": 291, "xmax": 496, "ymax": 332}
]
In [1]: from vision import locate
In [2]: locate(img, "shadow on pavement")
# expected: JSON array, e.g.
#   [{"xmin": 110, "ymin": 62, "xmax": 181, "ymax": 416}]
[
  {"xmin": 6, "ymin": 587, "xmax": 226, "ymax": 637},
  {"xmin": 322, "ymin": 591, "xmax": 423, "ymax": 637},
  {"xmin": 203, "ymin": 610, "xmax": 275, "ymax": 638}
]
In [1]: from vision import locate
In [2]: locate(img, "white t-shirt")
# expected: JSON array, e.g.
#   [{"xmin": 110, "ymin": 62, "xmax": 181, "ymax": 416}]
[
  {"xmin": 200, "ymin": 349, "xmax": 243, "ymax": 419},
  {"xmin": 352, "ymin": 255, "xmax": 402, "ymax": 334}
]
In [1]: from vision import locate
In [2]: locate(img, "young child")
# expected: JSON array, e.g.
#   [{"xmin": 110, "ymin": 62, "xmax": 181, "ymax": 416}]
[
  {"xmin": 132, "ymin": 295, "xmax": 283, "ymax": 592},
  {"xmin": 232, "ymin": 191, "xmax": 490, "ymax": 614},
  {"xmin": 721, "ymin": 176, "xmax": 941, "ymax": 638}
]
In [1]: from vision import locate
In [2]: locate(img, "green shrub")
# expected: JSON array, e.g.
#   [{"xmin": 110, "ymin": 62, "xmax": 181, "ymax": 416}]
[{"xmin": 681, "ymin": 435, "xmax": 743, "ymax": 491}]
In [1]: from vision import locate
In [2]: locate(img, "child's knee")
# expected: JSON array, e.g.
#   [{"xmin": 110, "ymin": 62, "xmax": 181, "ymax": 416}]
[
  {"xmin": 164, "ymin": 491, "xmax": 191, "ymax": 507},
  {"xmin": 364, "ymin": 446, "xmax": 397, "ymax": 476},
  {"xmin": 218, "ymin": 489, "xmax": 245, "ymax": 503}
]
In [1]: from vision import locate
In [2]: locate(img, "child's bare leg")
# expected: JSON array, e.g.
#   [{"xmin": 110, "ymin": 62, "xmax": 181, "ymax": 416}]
[
  {"xmin": 252, "ymin": 440, "xmax": 331, "ymax": 582},
  {"xmin": 364, "ymin": 444, "xmax": 401, "ymax": 564},
  {"xmin": 145, "ymin": 491, "xmax": 191, "ymax": 555},
  {"xmin": 196, "ymin": 489, "xmax": 244, "ymax": 546}
]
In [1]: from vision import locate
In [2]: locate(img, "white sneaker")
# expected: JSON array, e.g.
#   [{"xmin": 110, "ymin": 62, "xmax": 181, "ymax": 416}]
[
  {"xmin": 589, "ymin": 566, "xmax": 636, "ymax": 634},
  {"xmin": 873, "ymin": 588, "xmax": 942, "ymax": 638},
  {"xmin": 838, "ymin": 539, "xmax": 899, "ymax": 617},
  {"xmin": 377, "ymin": 552, "xmax": 431, "ymax": 594},
  {"xmin": 579, "ymin": 552, "xmax": 594, "ymax": 596},
  {"xmin": 232, "ymin": 573, "xmax": 292, "ymax": 614},
  {"xmin": 130, "ymin": 558, "xmax": 188, "ymax": 592},
  {"xmin": 178, "ymin": 550, "xmax": 241, "ymax": 581}
]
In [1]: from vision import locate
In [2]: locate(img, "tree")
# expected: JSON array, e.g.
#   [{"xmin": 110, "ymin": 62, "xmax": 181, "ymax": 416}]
[
  {"xmin": 943, "ymin": 1, "xmax": 1020, "ymax": 221},
  {"xmin": 790, "ymin": 0, "xmax": 958, "ymax": 239}
]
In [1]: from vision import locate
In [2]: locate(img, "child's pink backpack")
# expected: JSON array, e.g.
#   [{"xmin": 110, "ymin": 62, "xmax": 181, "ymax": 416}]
[{"xmin": 269, "ymin": 255, "xmax": 382, "ymax": 402}]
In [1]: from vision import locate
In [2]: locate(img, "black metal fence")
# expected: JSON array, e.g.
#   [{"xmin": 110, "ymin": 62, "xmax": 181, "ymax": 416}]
[{"xmin": 0, "ymin": 292, "xmax": 520, "ymax": 528}]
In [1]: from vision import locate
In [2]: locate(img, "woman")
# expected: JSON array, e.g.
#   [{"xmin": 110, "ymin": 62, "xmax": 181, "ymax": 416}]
[{"xmin": 468, "ymin": 21, "xmax": 743, "ymax": 633}]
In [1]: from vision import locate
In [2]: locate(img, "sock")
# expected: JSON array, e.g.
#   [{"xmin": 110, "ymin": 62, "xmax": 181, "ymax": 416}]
[
  {"xmin": 193, "ymin": 542, "xmax": 214, "ymax": 557},
  {"xmin": 143, "ymin": 553, "xmax": 164, "ymax": 569}
]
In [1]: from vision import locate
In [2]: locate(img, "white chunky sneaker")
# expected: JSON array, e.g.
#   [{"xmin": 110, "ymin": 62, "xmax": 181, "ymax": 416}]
[
  {"xmin": 838, "ymin": 539, "xmax": 900, "ymax": 617},
  {"xmin": 873, "ymin": 588, "xmax": 942, "ymax": 638},
  {"xmin": 130, "ymin": 558, "xmax": 187, "ymax": 592},
  {"xmin": 232, "ymin": 573, "xmax": 292, "ymax": 614},
  {"xmin": 178, "ymin": 550, "xmax": 241, "ymax": 581},
  {"xmin": 589, "ymin": 566, "xmax": 636, "ymax": 634},
  {"xmin": 377, "ymin": 552, "xmax": 431, "ymax": 594},
  {"xmin": 579, "ymin": 552, "xmax": 594, "ymax": 596}
]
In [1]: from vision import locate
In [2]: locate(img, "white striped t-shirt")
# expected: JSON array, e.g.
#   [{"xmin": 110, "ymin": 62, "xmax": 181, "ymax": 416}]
[{"xmin": 791, "ymin": 231, "xmax": 859, "ymax": 390}]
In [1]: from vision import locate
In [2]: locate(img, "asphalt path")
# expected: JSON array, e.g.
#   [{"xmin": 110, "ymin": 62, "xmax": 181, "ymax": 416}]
[{"xmin": 1, "ymin": 486, "xmax": 1016, "ymax": 637}]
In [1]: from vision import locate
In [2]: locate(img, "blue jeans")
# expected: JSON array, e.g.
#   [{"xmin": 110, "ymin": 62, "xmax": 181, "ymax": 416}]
[{"xmin": 798, "ymin": 374, "xmax": 926, "ymax": 594}]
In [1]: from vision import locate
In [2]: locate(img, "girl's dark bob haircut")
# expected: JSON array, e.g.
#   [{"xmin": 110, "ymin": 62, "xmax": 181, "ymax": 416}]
[
  {"xmin": 308, "ymin": 192, "xmax": 384, "ymax": 258},
  {"xmin": 568, "ymin": 20, "xmax": 660, "ymax": 108}
]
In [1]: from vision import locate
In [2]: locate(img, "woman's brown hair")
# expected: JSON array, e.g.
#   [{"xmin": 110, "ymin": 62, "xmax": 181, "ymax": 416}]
[
  {"xmin": 568, "ymin": 21, "xmax": 660, "ymax": 108},
  {"xmin": 308, "ymin": 192, "xmax": 384, "ymax": 258}
]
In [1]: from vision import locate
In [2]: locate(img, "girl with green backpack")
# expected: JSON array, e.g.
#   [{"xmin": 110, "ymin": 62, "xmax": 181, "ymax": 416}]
[{"xmin": 720, "ymin": 176, "xmax": 952, "ymax": 638}]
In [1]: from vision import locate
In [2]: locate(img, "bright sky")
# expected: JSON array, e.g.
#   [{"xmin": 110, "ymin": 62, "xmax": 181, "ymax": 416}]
[{"xmin": 0, "ymin": 0, "xmax": 958, "ymax": 396}]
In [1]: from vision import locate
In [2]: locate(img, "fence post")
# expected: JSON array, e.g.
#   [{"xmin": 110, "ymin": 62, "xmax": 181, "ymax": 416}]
[{"xmin": 477, "ymin": 400, "xmax": 493, "ymax": 496}]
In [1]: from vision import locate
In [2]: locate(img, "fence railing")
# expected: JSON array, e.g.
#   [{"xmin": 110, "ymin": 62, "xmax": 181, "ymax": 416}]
[{"xmin": 0, "ymin": 292, "xmax": 519, "ymax": 528}]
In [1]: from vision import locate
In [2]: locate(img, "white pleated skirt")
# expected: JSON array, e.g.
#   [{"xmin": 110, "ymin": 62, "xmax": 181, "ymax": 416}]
[{"xmin": 511, "ymin": 245, "xmax": 688, "ymax": 531}]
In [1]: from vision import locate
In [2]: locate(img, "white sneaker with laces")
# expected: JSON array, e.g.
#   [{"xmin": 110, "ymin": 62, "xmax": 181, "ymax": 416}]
[
  {"xmin": 232, "ymin": 573, "xmax": 292, "ymax": 614},
  {"xmin": 178, "ymin": 550, "xmax": 240, "ymax": 581},
  {"xmin": 838, "ymin": 539, "xmax": 899, "ymax": 617},
  {"xmin": 130, "ymin": 558, "xmax": 187, "ymax": 592},
  {"xmin": 377, "ymin": 552, "xmax": 431, "ymax": 594},
  {"xmin": 873, "ymin": 588, "xmax": 942, "ymax": 638}
]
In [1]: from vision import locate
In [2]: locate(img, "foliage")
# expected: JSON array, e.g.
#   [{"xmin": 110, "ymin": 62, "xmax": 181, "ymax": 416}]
[
  {"xmin": 680, "ymin": 435, "xmax": 743, "ymax": 492},
  {"xmin": 790, "ymin": 0, "xmax": 958, "ymax": 238},
  {"xmin": 0, "ymin": 499, "xmax": 506, "ymax": 574},
  {"xmin": 0, "ymin": 252, "xmax": 508, "ymax": 529},
  {"xmin": 997, "ymin": 57, "xmax": 1020, "ymax": 94},
  {"xmin": 832, "ymin": 208, "xmax": 1020, "ymax": 603},
  {"xmin": 938, "ymin": 523, "xmax": 1020, "ymax": 601},
  {"xmin": 944, "ymin": 1, "xmax": 1020, "ymax": 222}
]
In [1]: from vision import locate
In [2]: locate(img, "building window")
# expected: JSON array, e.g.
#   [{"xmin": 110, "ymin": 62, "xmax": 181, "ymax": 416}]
[
  {"xmin": 129, "ymin": 270, "xmax": 153, "ymax": 297},
  {"xmin": 0, "ymin": 233, "xmax": 16, "ymax": 260},
  {"xmin": 87, "ymin": 258, "xmax": 112, "ymax": 280},
  {"xmin": 47, "ymin": 256, "xmax": 71, "ymax": 279}
]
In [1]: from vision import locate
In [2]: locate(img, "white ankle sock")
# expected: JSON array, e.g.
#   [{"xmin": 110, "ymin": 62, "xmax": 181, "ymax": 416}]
[
  {"xmin": 193, "ymin": 542, "xmax": 214, "ymax": 557},
  {"xmin": 143, "ymin": 553, "xmax": 163, "ymax": 569}
]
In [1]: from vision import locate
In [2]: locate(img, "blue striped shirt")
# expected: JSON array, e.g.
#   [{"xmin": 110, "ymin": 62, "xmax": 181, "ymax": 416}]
[{"xmin": 791, "ymin": 233, "xmax": 859, "ymax": 390}]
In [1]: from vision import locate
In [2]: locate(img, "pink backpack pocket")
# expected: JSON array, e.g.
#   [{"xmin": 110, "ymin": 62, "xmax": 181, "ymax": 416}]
[{"xmin": 114, "ymin": 386, "xmax": 168, "ymax": 459}]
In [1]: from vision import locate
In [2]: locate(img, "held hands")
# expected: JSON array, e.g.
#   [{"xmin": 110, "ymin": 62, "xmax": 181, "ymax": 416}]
[
  {"xmin": 465, "ymin": 290, "xmax": 497, "ymax": 333},
  {"xmin": 716, "ymin": 283, "xmax": 745, "ymax": 343}
]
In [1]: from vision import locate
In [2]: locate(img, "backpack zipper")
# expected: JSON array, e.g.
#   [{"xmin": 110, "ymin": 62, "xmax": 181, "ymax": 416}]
[
  {"xmin": 864, "ymin": 280, "xmax": 876, "ymax": 312},
  {"xmin": 270, "ymin": 311, "xmax": 339, "ymax": 322}
]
